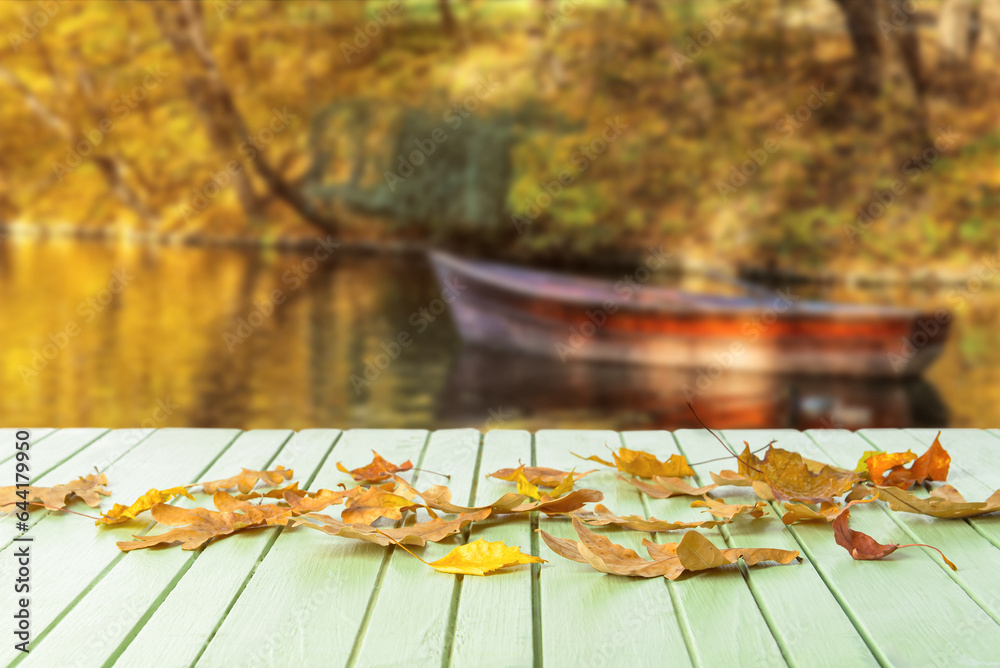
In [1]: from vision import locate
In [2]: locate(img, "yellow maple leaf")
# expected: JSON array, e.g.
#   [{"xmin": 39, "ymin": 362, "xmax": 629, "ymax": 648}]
[
  {"xmin": 97, "ymin": 487, "xmax": 195, "ymax": 525},
  {"xmin": 417, "ymin": 539, "xmax": 545, "ymax": 576}
]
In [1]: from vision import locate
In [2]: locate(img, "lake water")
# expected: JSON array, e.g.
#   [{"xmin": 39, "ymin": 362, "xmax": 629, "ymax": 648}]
[{"xmin": 2, "ymin": 240, "xmax": 998, "ymax": 432}]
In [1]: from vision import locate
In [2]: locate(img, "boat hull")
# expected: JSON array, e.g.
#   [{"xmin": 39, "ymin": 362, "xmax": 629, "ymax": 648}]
[{"xmin": 431, "ymin": 252, "xmax": 950, "ymax": 378}]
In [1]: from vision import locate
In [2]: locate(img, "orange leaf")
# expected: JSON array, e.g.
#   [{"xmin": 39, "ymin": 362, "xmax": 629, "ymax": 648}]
[
  {"xmin": 337, "ymin": 451, "xmax": 413, "ymax": 483},
  {"xmin": 488, "ymin": 466, "xmax": 596, "ymax": 488},
  {"xmin": 116, "ymin": 492, "xmax": 294, "ymax": 551},
  {"xmin": 573, "ymin": 447, "xmax": 694, "ymax": 478},
  {"xmin": 880, "ymin": 432, "xmax": 951, "ymax": 489},
  {"xmin": 863, "ymin": 451, "xmax": 916, "ymax": 485}
]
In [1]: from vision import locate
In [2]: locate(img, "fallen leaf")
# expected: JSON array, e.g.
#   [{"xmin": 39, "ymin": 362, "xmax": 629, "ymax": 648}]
[
  {"xmin": 293, "ymin": 509, "xmax": 491, "ymax": 546},
  {"xmin": 879, "ymin": 433, "xmax": 951, "ymax": 489},
  {"xmin": 858, "ymin": 451, "xmax": 915, "ymax": 482},
  {"xmin": 710, "ymin": 470, "xmax": 753, "ymax": 487},
  {"xmin": 572, "ymin": 504, "xmax": 737, "ymax": 532},
  {"xmin": 406, "ymin": 538, "xmax": 545, "ymax": 576},
  {"xmin": 337, "ymin": 451, "xmax": 413, "ymax": 483},
  {"xmin": 116, "ymin": 492, "xmax": 293, "ymax": 551},
  {"xmin": 547, "ymin": 470, "xmax": 576, "ymax": 500},
  {"xmin": 626, "ymin": 476, "xmax": 717, "ymax": 499},
  {"xmin": 574, "ymin": 447, "xmax": 694, "ymax": 478},
  {"xmin": 872, "ymin": 485, "xmax": 1000, "ymax": 518},
  {"xmin": 98, "ymin": 487, "xmax": 195, "ymax": 525},
  {"xmin": 510, "ymin": 466, "xmax": 541, "ymax": 500},
  {"xmin": 539, "ymin": 518, "xmax": 799, "ymax": 580},
  {"xmin": 416, "ymin": 484, "xmax": 602, "ymax": 516},
  {"xmin": 832, "ymin": 504, "xmax": 956, "ymax": 570},
  {"xmin": 341, "ymin": 485, "xmax": 422, "ymax": 525},
  {"xmin": 647, "ymin": 531, "xmax": 801, "ymax": 571},
  {"xmin": 781, "ymin": 502, "xmax": 843, "ymax": 525},
  {"xmin": 234, "ymin": 482, "xmax": 303, "ymax": 501},
  {"xmin": 488, "ymin": 466, "xmax": 596, "ymax": 488},
  {"xmin": 737, "ymin": 444, "xmax": 861, "ymax": 503},
  {"xmin": 689, "ymin": 497, "xmax": 769, "ymax": 520},
  {"xmin": 196, "ymin": 466, "xmax": 293, "ymax": 494},
  {"xmin": 282, "ymin": 486, "xmax": 366, "ymax": 514},
  {"xmin": 0, "ymin": 473, "xmax": 110, "ymax": 513}
]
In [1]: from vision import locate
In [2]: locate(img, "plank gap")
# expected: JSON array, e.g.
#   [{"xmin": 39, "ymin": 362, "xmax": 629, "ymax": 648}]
[
  {"xmin": 529, "ymin": 431, "xmax": 543, "ymax": 668},
  {"xmin": 344, "ymin": 431, "xmax": 434, "ymax": 668}
]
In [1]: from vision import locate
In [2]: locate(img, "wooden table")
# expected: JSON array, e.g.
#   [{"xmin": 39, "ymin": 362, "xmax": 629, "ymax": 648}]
[{"xmin": 2, "ymin": 428, "xmax": 1000, "ymax": 667}]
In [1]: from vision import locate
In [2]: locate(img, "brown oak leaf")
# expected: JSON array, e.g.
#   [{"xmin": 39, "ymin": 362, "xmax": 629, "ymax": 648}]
[
  {"xmin": 196, "ymin": 466, "xmax": 293, "ymax": 494},
  {"xmin": 736, "ymin": 444, "xmax": 861, "ymax": 503},
  {"xmin": 0, "ymin": 473, "xmax": 110, "ymax": 513}
]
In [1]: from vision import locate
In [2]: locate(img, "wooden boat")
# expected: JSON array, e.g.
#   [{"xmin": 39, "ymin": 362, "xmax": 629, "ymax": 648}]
[{"xmin": 430, "ymin": 251, "xmax": 950, "ymax": 377}]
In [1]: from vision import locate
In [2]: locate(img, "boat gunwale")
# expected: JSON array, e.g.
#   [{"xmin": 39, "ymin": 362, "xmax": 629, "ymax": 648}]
[{"xmin": 430, "ymin": 251, "xmax": 937, "ymax": 321}]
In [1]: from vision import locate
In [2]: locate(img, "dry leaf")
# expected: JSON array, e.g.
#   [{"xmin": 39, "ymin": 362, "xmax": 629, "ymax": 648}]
[
  {"xmin": 293, "ymin": 508, "xmax": 491, "ymax": 546},
  {"xmin": 341, "ymin": 485, "xmax": 423, "ymax": 525},
  {"xmin": 878, "ymin": 433, "xmax": 951, "ymax": 490},
  {"xmin": 411, "ymin": 539, "xmax": 545, "ymax": 576},
  {"xmin": 337, "ymin": 451, "xmax": 413, "ymax": 483},
  {"xmin": 117, "ymin": 492, "xmax": 293, "ymax": 551},
  {"xmin": 196, "ymin": 466, "xmax": 293, "ymax": 494},
  {"xmin": 547, "ymin": 470, "xmax": 575, "ymax": 500},
  {"xmin": 781, "ymin": 502, "xmax": 842, "ymax": 525},
  {"xmin": 0, "ymin": 473, "xmax": 110, "ymax": 513},
  {"xmin": 690, "ymin": 497, "xmax": 769, "ymax": 520},
  {"xmin": 282, "ymin": 486, "xmax": 366, "ymax": 514},
  {"xmin": 573, "ymin": 447, "xmax": 694, "ymax": 478},
  {"xmin": 416, "ymin": 484, "xmax": 602, "ymax": 516},
  {"xmin": 539, "ymin": 517, "xmax": 799, "ymax": 580},
  {"xmin": 858, "ymin": 451, "xmax": 915, "ymax": 482},
  {"xmin": 626, "ymin": 476, "xmax": 717, "ymax": 499},
  {"xmin": 736, "ymin": 444, "xmax": 861, "ymax": 503},
  {"xmin": 509, "ymin": 466, "xmax": 541, "ymax": 500},
  {"xmin": 832, "ymin": 504, "xmax": 956, "ymax": 570},
  {"xmin": 98, "ymin": 487, "xmax": 195, "ymax": 525},
  {"xmin": 573, "ymin": 504, "xmax": 739, "ymax": 532},
  {"xmin": 710, "ymin": 470, "xmax": 752, "ymax": 487},
  {"xmin": 234, "ymin": 482, "xmax": 303, "ymax": 501},
  {"xmin": 872, "ymin": 485, "xmax": 1000, "ymax": 519},
  {"xmin": 646, "ymin": 531, "xmax": 801, "ymax": 571},
  {"xmin": 488, "ymin": 466, "xmax": 596, "ymax": 488}
]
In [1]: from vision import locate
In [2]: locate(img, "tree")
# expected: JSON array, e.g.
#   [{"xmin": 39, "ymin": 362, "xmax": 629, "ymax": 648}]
[{"xmin": 151, "ymin": 0, "xmax": 339, "ymax": 235}]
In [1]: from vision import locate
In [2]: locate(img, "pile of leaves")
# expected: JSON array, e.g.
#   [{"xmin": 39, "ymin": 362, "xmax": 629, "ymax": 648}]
[{"xmin": 3, "ymin": 431, "xmax": 994, "ymax": 578}]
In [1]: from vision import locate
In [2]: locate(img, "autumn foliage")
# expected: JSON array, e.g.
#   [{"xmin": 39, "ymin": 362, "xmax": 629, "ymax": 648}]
[{"xmin": 3, "ymin": 433, "xmax": 992, "ymax": 578}]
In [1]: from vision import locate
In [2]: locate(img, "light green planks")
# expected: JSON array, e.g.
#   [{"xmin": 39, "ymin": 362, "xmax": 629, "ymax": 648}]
[
  {"xmin": 0, "ymin": 428, "xmax": 56, "ymax": 464},
  {"xmin": 649, "ymin": 430, "xmax": 878, "ymax": 668},
  {"xmin": 0, "ymin": 428, "xmax": 241, "ymax": 667},
  {"xmin": 350, "ymin": 429, "xmax": 483, "ymax": 667},
  {"xmin": 735, "ymin": 429, "xmax": 1000, "ymax": 666},
  {"xmin": 0, "ymin": 428, "xmax": 119, "ymax": 544},
  {"xmin": 196, "ymin": 429, "xmax": 430, "ymax": 667},
  {"xmin": 18, "ymin": 430, "xmax": 286, "ymax": 668},
  {"xmin": 449, "ymin": 430, "xmax": 535, "ymax": 668},
  {"xmin": 534, "ymin": 430, "xmax": 697, "ymax": 667},
  {"xmin": 837, "ymin": 429, "xmax": 1000, "ymax": 622},
  {"xmin": 113, "ymin": 429, "xmax": 340, "ymax": 667}
]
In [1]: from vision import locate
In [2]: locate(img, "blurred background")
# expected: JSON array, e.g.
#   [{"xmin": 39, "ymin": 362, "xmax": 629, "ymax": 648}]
[{"xmin": 0, "ymin": 0, "xmax": 997, "ymax": 432}]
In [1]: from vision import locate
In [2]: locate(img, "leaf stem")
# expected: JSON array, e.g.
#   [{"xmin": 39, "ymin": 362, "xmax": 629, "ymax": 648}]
[
  {"xmin": 373, "ymin": 528, "xmax": 431, "ymax": 566},
  {"xmin": 412, "ymin": 467, "xmax": 451, "ymax": 480},
  {"xmin": 898, "ymin": 543, "xmax": 957, "ymax": 571},
  {"xmin": 27, "ymin": 502, "xmax": 101, "ymax": 521}
]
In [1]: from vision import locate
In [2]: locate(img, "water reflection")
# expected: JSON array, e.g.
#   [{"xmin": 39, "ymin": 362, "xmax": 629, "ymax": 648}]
[
  {"xmin": 437, "ymin": 348, "xmax": 949, "ymax": 431},
  {"xmin": 0, "ymin": 240, "xmax": 993, "ymax": 430}
]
